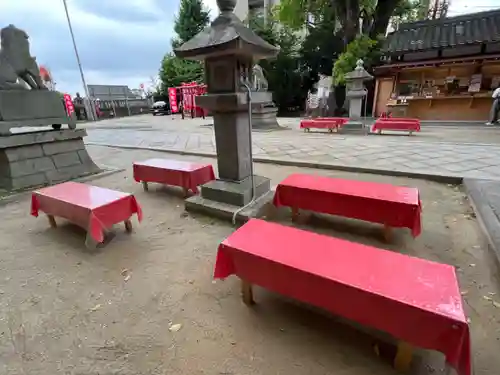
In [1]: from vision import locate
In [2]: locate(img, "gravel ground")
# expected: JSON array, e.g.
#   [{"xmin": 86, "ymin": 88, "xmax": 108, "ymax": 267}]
[{"xmin": 0, "ymin": 147, "xmax": 498, "ymax": 375}]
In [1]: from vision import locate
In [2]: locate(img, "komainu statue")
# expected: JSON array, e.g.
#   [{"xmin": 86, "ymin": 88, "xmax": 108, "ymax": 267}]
[
  {"xmin": 0, "ymin": 24, "xmax": 47, "ymax": 90},
  {"xmin": 252, "ymin": 64, "xmax": 268, "ymax": 92}
]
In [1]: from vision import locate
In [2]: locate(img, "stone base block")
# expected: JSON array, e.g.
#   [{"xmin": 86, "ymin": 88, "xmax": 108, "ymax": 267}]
[
  {"xmin": 185, "ymin": 190, "xmax": 274, "ymax": 223},
  {"xmin": 339, "ymin": 120, "xmax": 368, "ymax": 134},
  {"xmin": 252, "ymin": 106, "xmax": 280, "ymax": 129},
  {"xmin": 200, "ymin": 175, "xmax": 270, "ymax": 207},
  {"xmin": 0, "ymin": 129, "xmax": 100, "ymax": 190}
]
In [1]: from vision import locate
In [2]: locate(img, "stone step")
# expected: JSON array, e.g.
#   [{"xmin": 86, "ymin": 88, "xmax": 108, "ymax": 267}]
[{"xmin": 338, "ymin": 121, "xmax": 369, "ymax": 135}]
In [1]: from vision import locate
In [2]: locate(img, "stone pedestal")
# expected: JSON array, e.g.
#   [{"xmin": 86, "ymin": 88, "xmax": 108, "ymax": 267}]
[
  {"xmin": 339, "ymin": 59, "xmax": 373, "ymax": 135},
  {"xmin": 185, "ymin": 91, "xmax": 273, "ymax": 219},
  {"xmin": 252, "ymin": 106, "xmax": 280, "ymax": 129},
  {"xmin": 0, "ymin": 129, "xmax": 100, "ymax": 190},
  {"xmin": 340, "ymin": 89, "xmax": 367, "ymax": 134},
  {"xmin": 0, "ymin": 90, "xmax": 76, "ymax": 135}
]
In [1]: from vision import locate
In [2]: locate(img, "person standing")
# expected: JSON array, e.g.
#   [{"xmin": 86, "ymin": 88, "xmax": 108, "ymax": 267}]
[
  {"xmin": 486, "ymin": 86, "xmax": 500, "ymax": 125},
  {"xmin": 306, "ymin": 87, "xmax": 319, "ymax": 118}
]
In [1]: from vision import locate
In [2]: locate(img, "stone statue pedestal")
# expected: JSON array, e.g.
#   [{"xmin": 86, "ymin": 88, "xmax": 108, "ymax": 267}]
[
  {"xmin": 339, "ymin": 59, "xmax": 373, "ymax": 135},
  {"xmin": 0, "ymin": 24, "xmax": 98, "ymax": 191},
  {"xmin": 0, "ymin": 90, "xmax": 76, "ymax": 135},
  {"xmin": 0, "ymin": 129, "xmax": 100, "ymax": 190},
  {"xmin": 252, "ymin": 105, "xmax": 279, "ymax": 129}
]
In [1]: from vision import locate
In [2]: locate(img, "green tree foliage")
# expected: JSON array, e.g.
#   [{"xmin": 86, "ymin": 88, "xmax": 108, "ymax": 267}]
[
  {"xmin": 298, "ymin": 2, "xmax": 343, "ymax": 91},
  {"xmin": 391, "ymin": 0, "xmax": 428, "ymax": 29},
  {"xmin": 278, "ymin": 0, "xmax": 426, "ymax": 43},
  {"xmin": 332, "ymin": 35, "xmax": 378, "ymax": 85},
  {"xmin": 249, "ymin": 13, "xmax": 305, "ymax": 113},
  {"xmin": 159, "ymin": 54, "xmax": 204, "ymax": 91},
  {"xmin": 172, "ymin": 0, "xmax": 210, "ymax": 47},
  {"xmin": 278, "ymin": 0, "xmax": 424, "ymax": 85},
  {"xmin": 159, "ymin": 0, "xmax": 210, "ymax": 93},
  {"xmin": 331, "ymin": 0, "xmax": 424, "ymax": 83}
]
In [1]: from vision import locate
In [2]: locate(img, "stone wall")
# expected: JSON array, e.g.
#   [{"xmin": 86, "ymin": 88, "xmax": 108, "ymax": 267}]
[{"xmin": 0, "ymin": 129, "xmax": 100, "ymax": 190}]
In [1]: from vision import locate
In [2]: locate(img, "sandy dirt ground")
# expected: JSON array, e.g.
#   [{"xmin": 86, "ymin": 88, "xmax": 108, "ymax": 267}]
[{"xmin": 0, "ymin": 147, "xmax": 499, "ymax": 375}]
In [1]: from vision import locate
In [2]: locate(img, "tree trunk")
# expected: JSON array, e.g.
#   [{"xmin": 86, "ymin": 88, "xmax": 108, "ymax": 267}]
[
  {"xmin": 369, "ymin": 0, "xmax": 401, "ymax": 39},
  {"xmin": 345, "ymin": 0, "xmax": 360, "ymax": 43},
  {"xmin": 361, "ymin": 9, "xmax": 372, "ymax": 34},
  {"xmin": 334, "ymin": 0, "xmax": 360, "ymax": 45}
]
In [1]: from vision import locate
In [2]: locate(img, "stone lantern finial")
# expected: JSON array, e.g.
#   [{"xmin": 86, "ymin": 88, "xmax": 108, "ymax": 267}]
[
  {"xmin": 216, "ymin": 0, "xmax": 236, "ymax": 12},
  {"xmin": 355, "ymin": 59, "xmax": 364, "ymax": 70}
]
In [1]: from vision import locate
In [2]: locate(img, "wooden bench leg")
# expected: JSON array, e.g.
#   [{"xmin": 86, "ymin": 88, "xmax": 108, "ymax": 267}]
[
  {"xmin": 47, "ymin": 215, "xmax": 57, "ymax": 228},
  {"xmin": 383, "ymin": 224, "xmax": 393, "ymax": 243},
  {"xmin": 409, "ymin": 130, "xmax": 414, "ymax": 136},
  {"xmin": 142, "ymin": 181, "xmax": 149, "ymax": 191},
  {"xmin": 85, "ymin": 232, "xmax": 98, "ymax": 250},
  {"xmin": 291, "ymin": 207, "xmax": 299, "ymax": 222},
  {"xmin": 394, "ymin": 341, "xmax": 413, "ymax": 372},
  {"xmin": 124, "ymin": 219, "xmax": 133, "ymax": 233},
  {"xmin": 241, "ymin": 279, "xmax": 255, "ymax": 306}
]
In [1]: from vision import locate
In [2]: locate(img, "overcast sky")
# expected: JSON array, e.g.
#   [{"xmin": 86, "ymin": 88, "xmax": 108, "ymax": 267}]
[{"xmin": 0, "ymin": 0, "xmax": 498, "ymax": 96}]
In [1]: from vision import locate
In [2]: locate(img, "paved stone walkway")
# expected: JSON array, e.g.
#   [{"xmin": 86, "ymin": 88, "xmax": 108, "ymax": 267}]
[{"xmin": 85, "ymin": 116, "xmax": 500, "ymax": 181}]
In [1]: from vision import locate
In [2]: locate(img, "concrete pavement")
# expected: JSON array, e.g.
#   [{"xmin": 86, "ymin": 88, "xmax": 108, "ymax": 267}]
[{"xmin": 84, "ymin": 115, "xmax": 500, "ymax": 181}]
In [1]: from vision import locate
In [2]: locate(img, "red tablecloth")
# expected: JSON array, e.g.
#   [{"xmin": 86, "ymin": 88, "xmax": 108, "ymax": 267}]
[
  {"xmin": 300, "ymin": 118, "xmax": 347, "ymax": 129},
  {"xmin": 214, "ymin": 219, "xmax": 470, "ymax": 375},
  {"xmin": 372, "ymin": 120, "xmax": 421, "ymax": 132},
  {"xmin": 133, "ymin": 159, "xmax": 215, "ymax": 194},
  {"xmin": 314, "ymin": 117, "xmax": 349, "ymax": 124},
  {"xmin": 273, "ymin": 174, "xmax": 422, "ymax": 237},
  {"xmin": 31, "ymin": 182, "xmax": 143, "ymax": 243},
  {"xmin": 314, "ymin": 117, "xmax": 349, "ymax": 127},
  {"xmin": 378, "ymin": 117, "xmax": 421, "ymax": 125},
  {"xmin": 300, "ymin": 120, "xmax": 333, "ymax": 129}
]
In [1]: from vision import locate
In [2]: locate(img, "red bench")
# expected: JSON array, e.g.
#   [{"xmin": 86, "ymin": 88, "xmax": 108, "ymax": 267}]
[
  {"xmin": 273, "ymin": 174, "xmax": 421, "ymax": 240},
  {"xmin": 300, "ymin": 117, "xmax": 348, "ymax": 133},
  {"xmin": 31, "ymin": 182, "xmax": 143, "ymax": 246},
  {"xmin": 133, "ymin": 158, "xmax": 215, "ymax": 196},
  {"xmin": 372, "ymin": 118, "xmax": 421, "ymax": 135},
  {"xmin": 214, "ymin": 219, "xmax": 470, "ymax": 375}
]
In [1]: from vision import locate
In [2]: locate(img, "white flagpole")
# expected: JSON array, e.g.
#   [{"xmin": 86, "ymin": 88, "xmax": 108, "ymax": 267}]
[{"xmin": 62, "ymin": 0, "xmax": 96, "ymax": 121}]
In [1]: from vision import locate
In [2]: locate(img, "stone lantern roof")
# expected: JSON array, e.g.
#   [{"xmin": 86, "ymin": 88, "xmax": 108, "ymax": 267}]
[{"xmin": 174, "ymin": 0, "xmax": 280, "ymax": 60}]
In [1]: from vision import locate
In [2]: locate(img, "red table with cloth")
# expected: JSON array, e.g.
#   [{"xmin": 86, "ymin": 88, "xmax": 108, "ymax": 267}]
[
  {"xmin": 133, "ymin": 158, "xmax": 215, "ymax": 194},
  {"xmin": 314, "ymin": 117, "xmax": 349, "ymax": 125},
  {"xmin": 31, "ymin": 182, "xmax": 143, "ymax": 243},
  {"xmin": 214, "ymin": 219, "xmax": 470, "ymax": 375},
  {"xmin": 273, "ymin": 173, "xmax": 421, "ymax": 237},
  {"xmin": 300, "ymin": 118, "xmax": 348, "ymax": 132},
  {"xmin": 380, "ymin": 117, "xmax": 421, "ymax": 124},
  {"xmin": 372, "ymin": 119, "xmax": 421, "ymax": 134}
]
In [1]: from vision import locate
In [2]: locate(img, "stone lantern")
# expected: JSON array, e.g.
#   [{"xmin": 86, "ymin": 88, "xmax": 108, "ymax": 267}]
[
  {"xmin": 340, "ymin": 59, "xmax": 373, "ymax": 134},
  {"xmin": 174, "ymin": 0, "xmax": 280, "ymax": 219}
]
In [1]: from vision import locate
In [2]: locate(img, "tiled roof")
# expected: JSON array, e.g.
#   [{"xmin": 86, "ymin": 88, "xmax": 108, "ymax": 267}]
[{"xmin": 384, "ymin": 9, "xmax": 500, "ymax": 53}]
